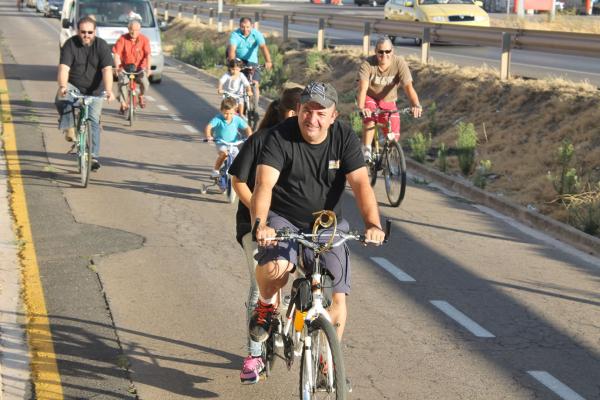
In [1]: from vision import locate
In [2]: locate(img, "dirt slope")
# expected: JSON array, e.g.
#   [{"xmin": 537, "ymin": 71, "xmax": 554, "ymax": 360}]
[{"xmin": 162, "ymin": 20, "xmax": 600, "ymax": 235}]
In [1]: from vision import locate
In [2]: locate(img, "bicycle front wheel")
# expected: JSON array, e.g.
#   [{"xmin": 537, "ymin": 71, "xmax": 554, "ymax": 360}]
[
  {"xmin": 128, "ymin": 92, "xmax": 134, "ymax": 127},
  {"xmin": 299, "ymin": 315, "xmax": 346, "ymax": 400},
  {"xmin": 80, "ymin": 121, "xmax": 92, "ymax": 188},
  {"xmin": 383, "ymin": 140, "xmax": 407, "ymax": 207}
]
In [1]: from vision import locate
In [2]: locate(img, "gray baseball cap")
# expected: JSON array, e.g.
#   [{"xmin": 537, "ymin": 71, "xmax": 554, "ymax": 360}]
[{"xmin": 300, "ymin": 81, "xmax": 338, "ymax": 108}]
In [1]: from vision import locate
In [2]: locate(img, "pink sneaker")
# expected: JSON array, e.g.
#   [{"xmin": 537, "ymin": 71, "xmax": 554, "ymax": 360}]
[{"xmin": 240, "ymin": 355, "xmax": 264, "ymax": 384}]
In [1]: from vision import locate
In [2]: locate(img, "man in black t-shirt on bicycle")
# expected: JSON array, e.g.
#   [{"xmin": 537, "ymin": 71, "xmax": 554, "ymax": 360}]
[
  {"xmin": 55, "ymin": 16, "xmax": 115, "ymax": 172},
  {"xmin": 250, "ymin": 82, "xmax": 386, "ymax": 346}
]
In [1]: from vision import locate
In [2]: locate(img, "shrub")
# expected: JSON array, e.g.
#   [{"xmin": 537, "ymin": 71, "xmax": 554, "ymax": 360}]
[
  {"xmin": 473, "ymin": 159, "xmax": 492, "ymax": 189},
  {"xmin": 408, "ymin": 132, "xmax": 431, "ymax": 163},
  {"xmin": 259, "ymin": 43, "xmax": 288, "ymax": 99},
  {"xmin": 456, "ymin": 122, "xmax": 478, "ymax": 175},
  {"xmin": 561, "ymin": 182, "xmax": 600, "ymax": 236},
  {"xmin": 437, "ymin": 142, "xmax": 448, "ymax": 172},
  {"xmin": 306, "ymin": 51, "xmax": 330, "ymax": 76},
  {"xmin": 171, "ymin": 38, "xmax": 226, "ymax": 69},
  {"xmin": 349, "ymin": 111, "xmax": 363, "ymax": 136},
  {"xmin": 547, "ymin": 138, "xmax": 581, "ymax": 195}
]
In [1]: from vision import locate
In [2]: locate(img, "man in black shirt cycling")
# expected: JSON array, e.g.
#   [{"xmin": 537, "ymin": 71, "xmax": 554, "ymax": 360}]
[
  {"xmin": 55, "ymin": 16, "xmax": 115, "ymax": 171},
  {"xmin": 250, "ymin": 82, "xmax": 385, "ymax": 346}
]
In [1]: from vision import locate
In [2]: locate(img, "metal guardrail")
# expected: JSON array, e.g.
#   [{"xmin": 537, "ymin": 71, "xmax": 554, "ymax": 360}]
[{"xmin": 154, "ymin": 2, "xmax": 600, "ymax": 81}]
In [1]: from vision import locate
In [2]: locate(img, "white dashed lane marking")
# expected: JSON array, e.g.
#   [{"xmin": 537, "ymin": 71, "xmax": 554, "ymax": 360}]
[
  {"xmin": 527, "ymin": 371, "xmax": 586, "ymax": 400},
  {"xmin": 183, "ymin": 125, "xmax": 199, "ymax": 134},
  {"xmin": 145, "ymin": 95, "xmax": 156, "ymax": 102},
  {"xmin": 170, "ymin": 115, "xmax": 182, "ymax": 121},
  {"xmin": 370, "ymin": 257, "xmax": 416, "ymax": 282},
  {"xmin": 430, "ymin": 300, "xmax": 495, "ymax": 338},
  {"xmin": 157, "ymin": 105, "xmax": 168, "ymax": 111}
]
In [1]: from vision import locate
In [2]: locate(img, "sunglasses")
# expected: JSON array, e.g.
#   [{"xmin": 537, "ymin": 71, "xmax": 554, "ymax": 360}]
[
  {"xmin": 80, "ymin": 30, "xmax": 95, "ymax": 35},
  {"xmin": 377, "ymin": 49, "xmax": 392, "ymax": 55}
]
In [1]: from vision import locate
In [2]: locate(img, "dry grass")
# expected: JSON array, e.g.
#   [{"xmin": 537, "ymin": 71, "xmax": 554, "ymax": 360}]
[{"xmin": 162, "ymin": 20, "xmax": 600, "ymax": 229}]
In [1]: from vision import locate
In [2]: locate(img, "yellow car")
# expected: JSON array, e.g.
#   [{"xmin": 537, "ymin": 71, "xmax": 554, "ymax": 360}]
[{"xmin": 384, "ymin": 0, "xmax": 490, "ymax": 43}]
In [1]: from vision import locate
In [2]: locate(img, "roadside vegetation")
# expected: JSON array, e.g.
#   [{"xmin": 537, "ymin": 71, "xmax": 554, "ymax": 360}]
[{"xmin": 161, "ymin": 19, "xmax": 600, "ymax": 238}]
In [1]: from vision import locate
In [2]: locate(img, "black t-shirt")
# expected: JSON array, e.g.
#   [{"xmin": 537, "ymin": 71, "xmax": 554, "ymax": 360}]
[
  {"xmin": 258, "ymin": 117, "xmax": 365, "ymax": 230},
  {"xmin": 60, "ymin": 36, "xmax": 113, "ymax": 95},
  {"xmin": 229, "ymin": 128, "xmax": 272, "ymax": 245}
]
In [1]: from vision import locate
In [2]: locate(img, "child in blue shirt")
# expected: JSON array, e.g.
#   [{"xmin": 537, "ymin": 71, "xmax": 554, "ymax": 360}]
[{"xmin": 205, "ymin": 97, "xmax": 252, "ymax": 178}]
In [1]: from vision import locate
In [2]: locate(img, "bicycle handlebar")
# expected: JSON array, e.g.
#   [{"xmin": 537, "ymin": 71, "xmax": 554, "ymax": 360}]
[
  {"xmin": 251, "ymin": 218, "xmax": 391, "ymax": 250},
  {"xmin": 202, "ymin": 138, "xmax": 245, "ymax": 144},
  {"xmin": 119, "ymin": 70, "xmax": 145, "ymax": 76},
  {"xmin": 67, "ymin": 90, "xmax": 107, "ymax": 100},
  {"xmin": 359, "ymin": 107, "xmax": 414, "ymax": 118}
]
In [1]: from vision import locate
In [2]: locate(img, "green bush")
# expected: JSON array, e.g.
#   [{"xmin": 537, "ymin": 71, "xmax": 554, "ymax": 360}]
[
  {"xmin": 456, "ymin": 122, "xmax": 478, "ymax": 175},
  {"xmin": 547, "ymin": 139, "xmax": 581, "ymax": 195},
  {"xmin": 437, "ymin": 142, "xmax": 448, "ymax": 172},
  {"xmin": 408, "ymin": 132, "xmax": 431, "ymax": 163},
  {"xmin": 259, "ymin": 43, "xmax": 288, "ymax": 99},
  {"xmin": 306, "ymin": 51, "xmax": 330, "ymax": 75},
  {"xmin": 349, "ymin": 111, "xmax": 363, "ymax": 136},
  {"xmin": 171, "ymin": 38, "xmax": 226, "ymax": 69},
  {"xmin": 562, "ymin": 183, "xmax": 600, "ymax": 236},
  {"xmin": 473, "ymin": 159, "xmax": 492, "ymax": 189}
]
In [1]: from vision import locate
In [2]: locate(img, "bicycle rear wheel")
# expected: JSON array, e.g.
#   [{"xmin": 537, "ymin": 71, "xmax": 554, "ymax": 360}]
[
  {"xmin": 299, "ymin": 315, "xmax": 346, "ymax": 400},
  {"xmin": 383, "ymin": 140, "xmax": 407, "ymax": 207},
  {"xmin": 79, "ymin": 121, "xmax": 92, "ymax": 188}
]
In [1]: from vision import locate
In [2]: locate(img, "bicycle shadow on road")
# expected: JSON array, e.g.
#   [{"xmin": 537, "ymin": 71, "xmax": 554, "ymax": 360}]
[{"xmin": 0, "ymin": 310, "xmax": 234, "ymax": 398}]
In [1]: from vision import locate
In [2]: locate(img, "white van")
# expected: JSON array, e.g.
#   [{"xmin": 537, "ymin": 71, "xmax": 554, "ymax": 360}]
[{"xmin": 60, "ymin": 0, "xmax": 164, "ymax": 83}]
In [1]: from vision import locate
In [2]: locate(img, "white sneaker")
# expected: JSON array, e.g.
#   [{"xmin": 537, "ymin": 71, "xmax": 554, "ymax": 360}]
[
  {"xmin": 210, "ymin": 170, "xmax": 220, "ymax": 178},
  {"xmin": 363, "ymin": 148, "xmax": 372, "ymax": 162}
]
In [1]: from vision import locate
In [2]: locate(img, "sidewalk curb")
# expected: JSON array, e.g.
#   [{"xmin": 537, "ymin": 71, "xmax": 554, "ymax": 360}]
[{"xmin": 407, "ymin": 158, "xmax": 600, "ymax": 257}]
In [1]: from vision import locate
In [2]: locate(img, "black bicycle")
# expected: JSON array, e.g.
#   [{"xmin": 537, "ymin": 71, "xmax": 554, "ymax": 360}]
[
  {"xmin": 240, "ymin": 63, "xmax": 263, "ymax": 130},
  {"xmin": 253, "ymin": 211, "xmax": 390, "ymax": 399},
  {"xmin": 363, "ymin": 107, "xmax": 412, "ymax": 207}
]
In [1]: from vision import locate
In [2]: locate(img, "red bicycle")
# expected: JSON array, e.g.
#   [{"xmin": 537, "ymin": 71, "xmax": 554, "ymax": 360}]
[{"xmin": 120, "ymin": 67, "xmax": 145, "ymax": 127}]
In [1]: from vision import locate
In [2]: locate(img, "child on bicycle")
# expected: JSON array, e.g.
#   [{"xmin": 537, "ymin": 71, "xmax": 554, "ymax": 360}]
[
  {"xmin": 204, "ymin": 97, "xmax": 252, "ymax": 178},
  {"xmin": 218, "ymin": 59, "xmax": 252, "ymax": 117}
]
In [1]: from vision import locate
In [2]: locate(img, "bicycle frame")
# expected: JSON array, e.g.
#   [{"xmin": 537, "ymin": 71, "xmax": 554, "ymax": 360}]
[
  {"xmin": 67, "ymin": 90, "xmax": 105, "ymax": 187},
  {"xmin": 201, "ymin": 139, "xmax": 244, "ymax": 202},
  {"xmin": 254, "ymin": 214, "xmax": 391, "ymax": 394}
]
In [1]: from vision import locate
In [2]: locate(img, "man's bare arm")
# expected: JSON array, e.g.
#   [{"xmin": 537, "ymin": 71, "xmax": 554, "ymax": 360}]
[
  {"xmin": 347, "ymin": 166, "xmax": 385, "ymax": 244},
  {"xmin": 57, "ymin": 64, "xmax": 70, "ymax": 96}
]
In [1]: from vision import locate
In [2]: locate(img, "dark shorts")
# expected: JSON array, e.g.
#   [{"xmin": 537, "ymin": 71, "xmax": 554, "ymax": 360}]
[
  {"xmin": 241, "ymin": 60, "xmax": 262, "ymax": 83},
  {"xmin": 256, "ymin": 212, "xmax": 351, "ymax": 294}
]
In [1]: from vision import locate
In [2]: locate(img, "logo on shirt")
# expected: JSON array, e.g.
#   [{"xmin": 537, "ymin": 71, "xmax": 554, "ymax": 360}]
[{"xmin": 328, "ymin": 160, "xmax": 340, "ymax": 170}]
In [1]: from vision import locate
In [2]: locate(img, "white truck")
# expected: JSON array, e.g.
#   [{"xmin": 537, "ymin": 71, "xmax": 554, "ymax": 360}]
[{"xmin": 60, "ymin": 0, "xmax": 164, "ymax": 83}]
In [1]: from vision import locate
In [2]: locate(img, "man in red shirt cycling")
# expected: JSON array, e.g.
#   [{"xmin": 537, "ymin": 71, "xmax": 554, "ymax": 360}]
[{"xmin": 113, "ymin": 19, "xmax": 151, "ymax": 113}]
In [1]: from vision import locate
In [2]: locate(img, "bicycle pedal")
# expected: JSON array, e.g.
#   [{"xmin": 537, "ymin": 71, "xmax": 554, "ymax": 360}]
[{"xmin": 67, "ymin": 143, "xmax": 78, "ymax": 154}]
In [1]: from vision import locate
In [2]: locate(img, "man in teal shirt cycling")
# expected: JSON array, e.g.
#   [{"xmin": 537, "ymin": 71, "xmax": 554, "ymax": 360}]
[{"xmin": 227, "ymin": 17, "xmax": 273, "ymax": 102}]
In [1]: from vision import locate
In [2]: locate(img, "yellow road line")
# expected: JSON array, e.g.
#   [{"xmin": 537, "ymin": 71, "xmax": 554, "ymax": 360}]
[{"xmin": 0, "ymin": 54, "xmax": 64, "ymax": 399}]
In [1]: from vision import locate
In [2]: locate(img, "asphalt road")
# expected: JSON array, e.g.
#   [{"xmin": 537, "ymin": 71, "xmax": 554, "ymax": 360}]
[{"xmin": 1, "ymin": 4, "xmax": 600, "ymax": 399}]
